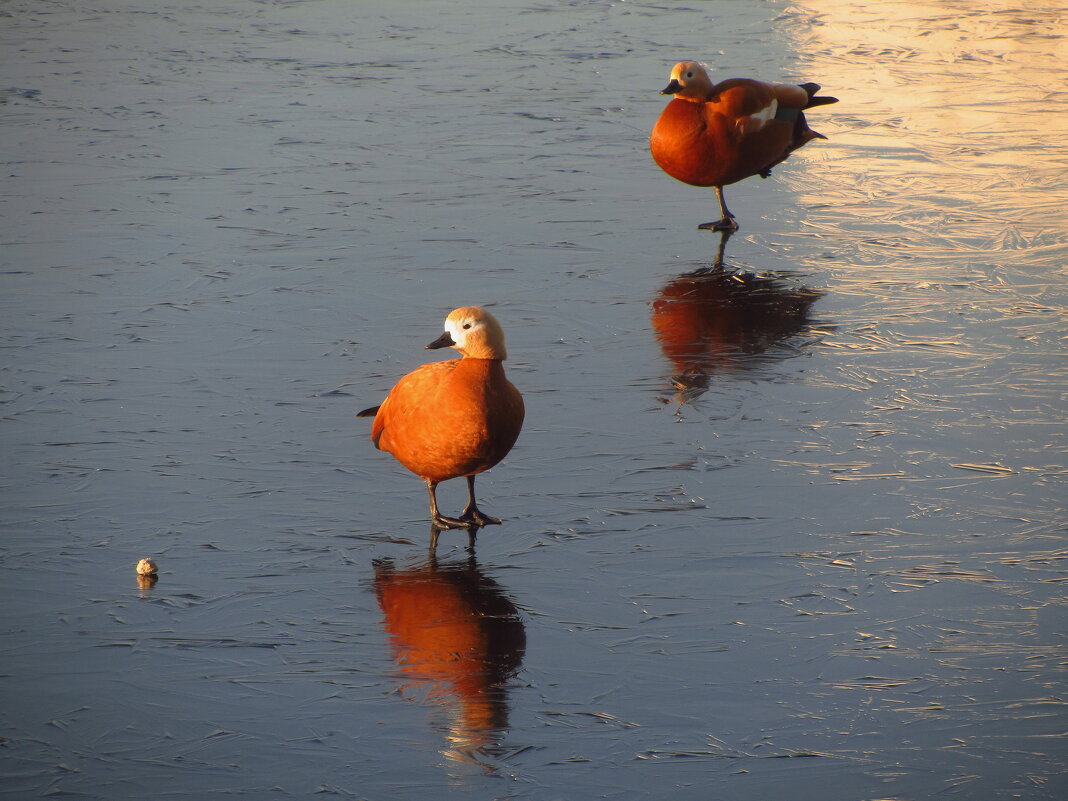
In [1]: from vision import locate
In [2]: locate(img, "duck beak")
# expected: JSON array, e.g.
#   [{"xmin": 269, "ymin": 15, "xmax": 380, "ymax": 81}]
[
  {"xmin": 661, "ymin": 79, "xmax": 682, "ymax": 95},
  {"xmin": 426, "ymin": 331, "xmax": 455, "ymax": 350}
]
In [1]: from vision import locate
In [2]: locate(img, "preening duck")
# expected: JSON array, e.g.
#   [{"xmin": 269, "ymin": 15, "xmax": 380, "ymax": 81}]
[{"xmin": 650, "ymin": 60, "xmax": 838, "ymax": 231}]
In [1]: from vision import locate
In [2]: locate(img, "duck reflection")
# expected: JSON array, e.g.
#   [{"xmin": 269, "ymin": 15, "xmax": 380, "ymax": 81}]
[
  {"xmin": 372, "ymin": 553, "xmax": 526, "ymax": 766},
  {"xmin": 652, "ymin": 233, "xmax": 822, "ymax": 403}
]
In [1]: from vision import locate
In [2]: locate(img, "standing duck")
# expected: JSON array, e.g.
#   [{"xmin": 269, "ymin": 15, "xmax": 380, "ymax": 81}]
[
  {"xmin": 650, "ymin": 61, "xmax": 837, "ymax": 231},
  {"xmin": 358, "ymin": 307, "xmax": 524, "ymax": 533}
]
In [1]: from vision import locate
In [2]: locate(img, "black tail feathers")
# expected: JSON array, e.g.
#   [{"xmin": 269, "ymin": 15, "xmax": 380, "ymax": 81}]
[{"xmin": 799, "ymin": 82, "xmax": 838, "ymax": 108}]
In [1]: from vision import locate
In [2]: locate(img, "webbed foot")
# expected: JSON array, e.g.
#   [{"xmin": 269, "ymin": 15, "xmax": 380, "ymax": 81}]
[
  {"xmin": 459, "ymin": 506, "xmax": 501, "ymax": 527},
  {"xmin": 698, "ymin": 216, "xmax": 739, "ymax": 232},
  {"xmin": 431, "ymin": 513, "xmax": 474, "ymax": 530}
]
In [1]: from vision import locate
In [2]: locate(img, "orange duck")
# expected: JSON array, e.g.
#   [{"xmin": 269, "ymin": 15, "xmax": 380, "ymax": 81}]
[
  {"xmin": 358, "ymin": 307, "xmax": 524, "ymax": 533},
  {"xmin": 650, "ymin": 60, "xmax": 838, "ymax": 231}
]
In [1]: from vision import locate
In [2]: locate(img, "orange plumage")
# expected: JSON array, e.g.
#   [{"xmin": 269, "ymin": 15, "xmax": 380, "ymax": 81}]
[
  {"xmin": 358, "ymin": 307, "xmax": 524, "ymax": 534},
  {"xmin": 651, "ymin": 61, "xmax": 837, "ymax": 231}
]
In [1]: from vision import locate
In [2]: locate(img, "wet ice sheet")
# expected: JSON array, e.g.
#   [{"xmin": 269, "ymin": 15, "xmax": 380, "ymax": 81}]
[{"xmin": 1, "ymin": 0, "xmax": 1066, "ymax": 799}]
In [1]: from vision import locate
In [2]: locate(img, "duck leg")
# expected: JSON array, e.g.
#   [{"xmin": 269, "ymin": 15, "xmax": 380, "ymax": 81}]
[
  {"xmin": 425, "ymin": 478, "xmax": 470, "ymax": 530},
  {"xmin": 458, "ymin": 475, "xmax": 502, "ymax": 527},
  {"xmin": 698, "ymin": 187, "xmax": 740, "ymax": 232}
]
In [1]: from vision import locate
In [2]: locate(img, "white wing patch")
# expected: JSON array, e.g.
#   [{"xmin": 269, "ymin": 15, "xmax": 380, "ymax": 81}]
[{"xmin": 737, "ymin": 98, "xmax": 778, "ymax": 132}]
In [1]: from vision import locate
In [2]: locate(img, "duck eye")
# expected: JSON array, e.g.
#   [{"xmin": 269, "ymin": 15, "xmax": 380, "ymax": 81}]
[
  {"xmin": 462, "ymin": 323, "xmax": 471, "ymax": 330},
  {"xmin": 686, "ymin": 71, "xmax": 693, "ymax": 79}
]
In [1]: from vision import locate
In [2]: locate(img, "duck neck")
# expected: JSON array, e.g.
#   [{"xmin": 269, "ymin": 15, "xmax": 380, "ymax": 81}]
[{"xmin": 454, "ymin": 357, "xmax": 507, "ymax": 386}]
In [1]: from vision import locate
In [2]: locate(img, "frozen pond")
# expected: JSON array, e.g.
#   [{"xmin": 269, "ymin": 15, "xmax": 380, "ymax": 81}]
[{"xmin": 2, "ymin": 0, "xmax": 1066, "ymax": 798}]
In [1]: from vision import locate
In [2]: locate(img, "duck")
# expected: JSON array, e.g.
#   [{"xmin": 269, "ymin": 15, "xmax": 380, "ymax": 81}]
[
  {"xmin": 650, "ymin": 60, "xmax": 838, "ymax": 231},
  {"xmin": 357, "ymin": 307, "xmax": 525, "ymax": 533}
]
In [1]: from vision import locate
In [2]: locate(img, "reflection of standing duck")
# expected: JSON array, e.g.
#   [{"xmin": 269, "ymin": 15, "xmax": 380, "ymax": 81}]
[
  {"xmin": 651, "ymin": 236, "xmax": 822, "ymax": 402},
  {"xmin": 373, "ymin": 555, "xmax": 526, "ymax": 762}
]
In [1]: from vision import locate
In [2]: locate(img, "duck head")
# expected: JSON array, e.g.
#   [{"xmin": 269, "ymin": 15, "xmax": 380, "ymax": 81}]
[
  {"xmin": 661, "ymin": 61, "xmax": 714, "ymax": 101},
  {"xmin": 427, "ymin": 306, "xmax": 509, "ymax": 360}
]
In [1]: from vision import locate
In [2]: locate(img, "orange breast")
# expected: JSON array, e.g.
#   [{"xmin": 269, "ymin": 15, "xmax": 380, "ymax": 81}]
[
  {"xmin": 372, "ymin": 358, "xmax": 524, "ymax": 483},
  {"xmin": 652, "ymin": 100, "xmax": 728, "ymax": 187}
]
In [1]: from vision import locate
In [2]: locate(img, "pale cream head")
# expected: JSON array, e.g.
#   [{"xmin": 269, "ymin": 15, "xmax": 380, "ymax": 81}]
[
  {"xmin": 443, "ymin": 306, "xmax": 508, "ymax": 360},
  {"xmin": 666, "ymin": 61, "xmax": 714, "ymax": 100}
]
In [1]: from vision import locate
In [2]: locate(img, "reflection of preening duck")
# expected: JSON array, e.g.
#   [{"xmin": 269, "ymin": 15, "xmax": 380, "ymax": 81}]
[
  {"xmin": 358, "ymin": 307, "xmax": 525, "ymax": 534},
  {"xmin": 373, "ymin": 556, "xmax": 526, "ymax": 758},
  {"xmin": 652, "ymin": 238, "xmax": 822, "ymax": 402},
  {"xmin": 651, "ymin": 61, "xmax": 838, "ymax": 231}
]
